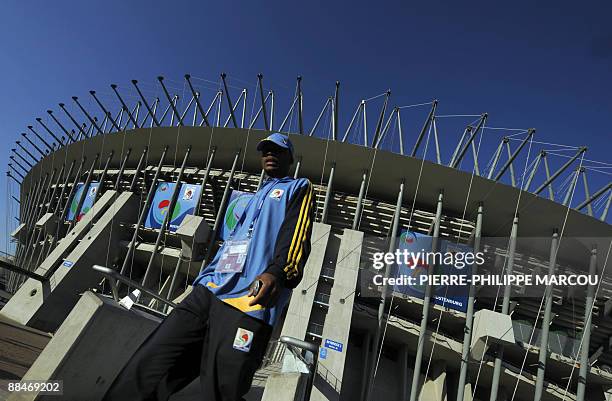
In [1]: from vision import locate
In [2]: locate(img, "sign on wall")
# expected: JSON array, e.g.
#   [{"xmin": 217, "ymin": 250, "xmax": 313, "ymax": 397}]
[
  {"xmin": 220, "ymin": 189, "xmax": 254, "ymax": 240},
  {"xmin": 324, "ymin": 339, "xmax": 344, "ymax": 352},
  {"xmin": 392, "ymin": 230, "xmax": 472, "ymax": 312},
  {"xmin": 67, "ymin": 182, "xmax": 100, "ymax": 222},
  {"xmin": 145, "ymin": 182, "xmax": 202, "ymax": 232}
]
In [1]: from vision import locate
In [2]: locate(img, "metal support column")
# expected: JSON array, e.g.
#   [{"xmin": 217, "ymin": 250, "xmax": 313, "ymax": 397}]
[
  {"xmin": 451, "ymin": 114, "xmax": 488, "ymax": 169},
  {"xmin": 185, "ymin": 74, "xmax": 211, "ymax": 127},
  {"xmin": 35, "ymin": 159, "xmax": 76, "ymax": 267},
  {"xmin": 456, "ymin": 202, "xmax": 483, "ymax": 401},
  {"xmin": 450, "ymin": 127, "xmax": 471, "ymax": 168},
  {"xmin": 25, "ymin": 164, "xmax": 66, "ymax": 269},
  {"xmin": 220, "ymin": 73, "xmax": 238, "ymax": 128},
  {"xmin": 371, "ymin": 90, "xmax": 390, "ymax": 147},
  {"xmin": 409, "ymin": 190, "xmax": 444, "ymax": 401},
  {"xmin": 44, "ymin": 158, "xmax": 80, "ymax": 258},
  {"xmin": 131, "ymin": 81, "xmax": 161, "ymax": 127},
  {"xmin": 19, "ymin": 172, "xmax": 53, "ymax": 268},
  {"xmin": 67, "ymin": 154, "xmax": 100, "ymax": 232},
  {"xmin": 47, "ymin": 110, "xmax": 76, "ymax": 143},
  {"xmin": 203, "ymin": 150, "xmax": 241, "ymax": 265},
  {"xmin": 270, "ymin": 91, "xmax": 275, "ymax": 131},
  {"xmin": 36, "ymin": 117, "xmax": 65, "ymax": 146},
  {"xmin": 535, "ymin": 147, "xmax": 587, "ymax": 195},
  {"xmin": 257, "ymin": 74, "xmax": 269, "ymax": 131},
  {"xmin": 601, "ymin": 190, "xmax": 612, "ymax": 222},
  {"xmin": 562, "ymin": 168, "xmax": 580, "ymax": 206},
  {"xmin": 577, "ymin": 247, "xmax": 598, "ymax": 401},
  {"xmin": 72, "ymin": 96, "xmax": 103, "ymax": 135},
  {"xmin": 581, "ymin": 170, "xmax": 594, "ymax": 217},
  {"xmin": 411, "ymin": 100, "xmax": 438, "ymax": 157},
  {"xmin": 342, "ymin": 101, "xmax": 362, "ymax": 142},
  {"xmin": 13, "ymin": 147, "xmax": 36, "ymax": 167},
  {"xmin": 249, "ymin": 91, "xmax": 272, "ymax": 129},
  {"xmin": 165, "ymin": 148, "xmax": 217, "ymax": 304},
  {"xmin": 297, "ymin": 76, "xmax": 303, "ymax": 135},
  {"xmin": 20, "ymin": 133, "xmax": 46, "ymax": 158},
  {"xmin": 576, "ymin": 183, "xmax": 611, "ymax": 212},
  {"xmin": 110, "ymin": 85, "xmax": 139, "ymax": 128},
  {"xmin": 333, "ymin": 81, "xmax": 339, "ymax": 141},
  {"xmin": 58, "ymin": 103, "xmax": 87, "ymax": 139},
  {"xmin": 90, "ymin": 91, "xmax": 122, "ymax": 131},
  {"xmin": 352, "ymin": 170, "xmax": 368, "ymax": 230},
  {"xmin": 158, "ymin": 77, "xmax": 185, "ymax": 126},
  {"xmin": 320, "ymin": 162, "xmax": 336, "ymax": 223},
  {"xmin": 119, "ymin": 146, "xmax": 169, "ymax": 276},
  {"xmin": 489, "ymin": 216, "xmax": 519, "ymax": 401},
  {"xmin": 293, "ymin": 156, "xmax": 302, "ymax": 179},
  {"xmin": 366, "ymin": 180, "xmax": 405, "ymax": 401},
  {"xmin": 113, "ymin": 148, "xmax": 133, "ymax": 190},
  {"xmin": 141, "ymin": 146, "xmax": 192, "ymax": 288},
  {"xmin": 523, "ymin": 151, "xmax": 544, "ymax": 191},
  {"xmin": 494, "ymin": 129, "xmax": 535, "ymax": 182},
  {"xmin": 533, "ymin": 230, "xmax": 559, "ymax": 401},
  {"xmin": 309, "ymin": 98, "xmax": 331, "ymax": 137}
]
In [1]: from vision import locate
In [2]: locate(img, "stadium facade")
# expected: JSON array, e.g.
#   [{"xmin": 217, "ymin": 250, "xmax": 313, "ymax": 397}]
[{"xmin": 0, "ymin": 74, "xmax": 611, "ymax": 401}]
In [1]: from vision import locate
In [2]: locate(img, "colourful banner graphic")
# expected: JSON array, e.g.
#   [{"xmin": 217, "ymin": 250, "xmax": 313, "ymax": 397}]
[
  {"xmin": 392, "ymin": 230, "xmax": 471, "ymax": 312},
  {"xmin": 145, "ymin": 182, "xmax": 202, "ymax": 232},
  {"xmin": 67, "ymin": 182, "xmax": 100, "ymax": 222},
  {"xmin": 220, "ymin": 190, "xmax": 254, "ymax": 240}
]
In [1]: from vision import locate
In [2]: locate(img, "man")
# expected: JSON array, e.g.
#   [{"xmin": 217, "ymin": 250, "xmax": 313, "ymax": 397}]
[{"xmin": 104, "ymin": 133, "xmax": 314, "ymax": 401}]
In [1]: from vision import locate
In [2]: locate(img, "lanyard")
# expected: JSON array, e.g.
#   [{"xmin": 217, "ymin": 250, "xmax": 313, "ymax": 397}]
[{"xmin": 229, "ymin": 179, "xmax": 278, "ymax": 239}]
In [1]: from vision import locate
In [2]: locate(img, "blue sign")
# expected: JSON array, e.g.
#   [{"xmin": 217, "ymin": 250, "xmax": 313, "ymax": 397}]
[
  {"xmin": 145, "ymin": 182, "xmax": 202, "ymax": 232},
  {"xmin": 319, "ymin": 348, "xmax": 327, "ymax": 359},
  {"xmin": 220, "ymin": 190, "xmax": 254, "ymax": 240},
  {"xmin": 392, "ymin": 230, "xmax": 472, "ymax": 312},
  {"xmin": 324, "ymin": 339, "xmax": 344, "ymax": 352},
  {"xmin": 67, "ymin": 182, "xmax": 100, "ymax": 222}
]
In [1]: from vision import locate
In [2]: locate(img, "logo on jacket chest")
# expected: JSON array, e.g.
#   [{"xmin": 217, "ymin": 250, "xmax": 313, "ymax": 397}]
[{"xmin": 269, "ymin": 189, "xmax": 284, "ymax": 200}]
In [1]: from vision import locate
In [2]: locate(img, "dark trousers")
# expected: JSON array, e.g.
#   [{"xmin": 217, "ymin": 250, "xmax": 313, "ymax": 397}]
[{"xmin": 103, "ymin": 285, "xmax": 273, "ymax": 401}]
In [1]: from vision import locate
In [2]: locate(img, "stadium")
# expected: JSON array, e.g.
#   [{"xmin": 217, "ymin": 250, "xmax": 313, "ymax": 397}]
[{"xmin": 0, "ymin": 72, "xmax": 611, "ymax": 401}]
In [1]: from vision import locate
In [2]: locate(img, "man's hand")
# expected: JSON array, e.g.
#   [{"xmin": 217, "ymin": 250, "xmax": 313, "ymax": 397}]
[{"xmin": 248, "ymin": 272, "xmax": 280, "ymax": 307}]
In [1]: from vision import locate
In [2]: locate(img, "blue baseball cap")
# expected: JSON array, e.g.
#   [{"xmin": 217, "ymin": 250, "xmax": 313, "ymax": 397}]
[{"xmin": 256, "ymin": 133, "xmax": 294, "ymax": 158}]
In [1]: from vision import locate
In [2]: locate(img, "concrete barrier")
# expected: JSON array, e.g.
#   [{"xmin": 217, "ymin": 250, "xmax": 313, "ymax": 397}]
[{"xmin": 8, "ymin": 291, "xmax": 160, "ymax": 401}]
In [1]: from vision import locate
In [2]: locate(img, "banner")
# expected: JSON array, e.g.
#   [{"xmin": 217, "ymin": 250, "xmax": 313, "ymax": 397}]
[
  {"xmin": 145, "ymin": 182, "xmax": 202, "ymax": 232},
  {"xmin": 220, "ymin": 190, "xmax": 254, "ymax": 240},
  {"xmin": 433, "ymin": 240, "xmax": 472, "ymax": 312},
  {"xmin": 392, "ymin": 230, "xmax": 472, "ymax": 312},
  {"xmin": 67, "ymin": 182, "xmax": 100, "ymax": 222}
]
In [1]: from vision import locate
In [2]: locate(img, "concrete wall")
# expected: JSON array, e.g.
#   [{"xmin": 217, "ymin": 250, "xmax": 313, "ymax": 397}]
[
  {"xmin": 7, "ymin": 291, "xmax": 160, "ymax": 401},
  {"xmin": 1, "ymin": 191, "xmax": 137, "ymax": 332},
  {"xmin": 312, "ymin": 229, "xmax": 363, "ymax": 401},
  {"xmin": 281, "ymin": 223, "xmax": 331, "ymax": 340}
]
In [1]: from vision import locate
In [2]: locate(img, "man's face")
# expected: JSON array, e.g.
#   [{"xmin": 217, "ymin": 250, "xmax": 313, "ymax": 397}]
[{"xmin": 260, "ymin": 142, "xmax": 292, "ymax": 178}]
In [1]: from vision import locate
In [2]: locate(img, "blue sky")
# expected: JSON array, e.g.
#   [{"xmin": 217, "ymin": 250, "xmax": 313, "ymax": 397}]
[{"xmin": 1, "ymin": 0, "xmax": 611, "ymax": 252}]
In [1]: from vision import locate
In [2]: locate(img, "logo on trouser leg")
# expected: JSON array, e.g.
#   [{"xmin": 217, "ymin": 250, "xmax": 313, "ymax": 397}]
[{"xmin": 233, "ymin": 328, "xmax": 254, "ymax": 352}]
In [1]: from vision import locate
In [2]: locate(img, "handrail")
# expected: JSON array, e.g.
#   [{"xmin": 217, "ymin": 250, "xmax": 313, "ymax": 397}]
[
  {"xmin": 92, "ymin": 264, "xmax": 176, "ymax": 308},
  {"xmin": 0, "ymin": 259, "xmax": 46, "ymax": 282},
  {"xmin": 280, "ymin": 335, "xmax": 319, "ymax": 354},
  {"xmin": 280, "ymin": 336, "xmax": 318, "ymax": 401},
  {"xmin": 316, "ymin": 362, "xmax": 343, "ymax": 393}
]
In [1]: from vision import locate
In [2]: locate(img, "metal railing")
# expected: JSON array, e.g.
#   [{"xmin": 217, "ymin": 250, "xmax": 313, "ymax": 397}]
[
  {"xmin": 92, "ymin": 264, "xmax": 176, "ymax": 308},
  {"xmin": 280, "ymin": 336, "xmax": 319, "ymax": 401},
  {"xmin": 316, "ymin": 361, "xmax": 343, "ymax": 394},
  {"xmin": 306, "ymin": 322, "xmax": 324, "ymax": 337},
  {"xmin": 320, "ymin": 267, "xmax": 336, "ymax": 279},
  {"xmin": 314, "ymin": 292, "xmax": 331, "ymax": 305}
]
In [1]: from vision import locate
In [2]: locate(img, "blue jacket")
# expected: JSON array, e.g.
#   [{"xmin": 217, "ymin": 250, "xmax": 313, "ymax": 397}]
[{"xmin": 194, "ymin": 176, "xmax": 314, "ymax": 326}]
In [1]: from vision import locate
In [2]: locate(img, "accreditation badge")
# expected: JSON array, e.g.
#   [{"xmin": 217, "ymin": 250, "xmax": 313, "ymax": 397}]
[{"xmin": 215, "ymin": 239, "xmax": 250, "ymax": 273}]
